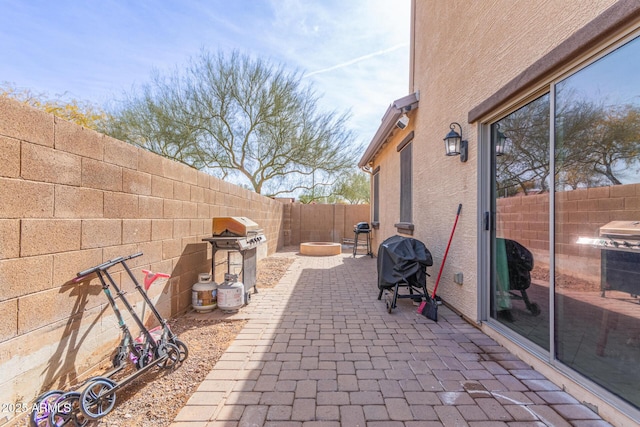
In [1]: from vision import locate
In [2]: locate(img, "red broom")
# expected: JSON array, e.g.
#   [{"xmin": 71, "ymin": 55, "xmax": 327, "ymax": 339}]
[{"xmin": 419, "ymin": 203, "xmax": 462, "ymax": 321}]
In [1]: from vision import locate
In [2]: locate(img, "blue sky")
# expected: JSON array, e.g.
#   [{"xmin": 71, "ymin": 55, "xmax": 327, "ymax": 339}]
[{"xmin": 0, "ymin": 0, "xmax": 410, "ymax": 149}]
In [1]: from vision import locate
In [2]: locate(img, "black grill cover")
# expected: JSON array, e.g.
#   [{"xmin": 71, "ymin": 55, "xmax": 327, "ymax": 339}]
[
  {"xmin": 377, "ymin": 235, "xmax": 433, "ymax": 290},
  {"xmin": 502, "ymin": 238, "xmax": 533, "ymax": 291},
  {"xmin": 355, "ymin": 222, "xmax": 370, "ymax": 231}
]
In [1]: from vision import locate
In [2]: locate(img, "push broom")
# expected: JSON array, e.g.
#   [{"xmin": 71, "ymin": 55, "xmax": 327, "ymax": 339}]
[{"xmin": 419, "ymin": 203, "xmax": 462, "ymax": 321}]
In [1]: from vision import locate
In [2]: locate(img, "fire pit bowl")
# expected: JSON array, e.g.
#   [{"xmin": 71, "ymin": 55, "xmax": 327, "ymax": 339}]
[{"xmin": 300, "ymin": 242, "xmax": 341, "ymax": 256}]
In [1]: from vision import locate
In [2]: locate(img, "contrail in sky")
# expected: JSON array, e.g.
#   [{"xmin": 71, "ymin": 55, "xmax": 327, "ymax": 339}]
[{"xmin": 304, "ymin": 43, "xmax": 408, "ymax": 77}]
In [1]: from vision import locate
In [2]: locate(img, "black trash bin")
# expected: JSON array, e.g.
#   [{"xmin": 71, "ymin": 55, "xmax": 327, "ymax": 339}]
[{"xmin": 377, "ymin": 235, "xmax": 433, "ymax": 312}]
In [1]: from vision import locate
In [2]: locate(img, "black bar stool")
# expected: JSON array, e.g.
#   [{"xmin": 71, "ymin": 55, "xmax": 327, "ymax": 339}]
[{"xmin": 353, "ymin": 222, "xmax": 373, "ymax": 258}]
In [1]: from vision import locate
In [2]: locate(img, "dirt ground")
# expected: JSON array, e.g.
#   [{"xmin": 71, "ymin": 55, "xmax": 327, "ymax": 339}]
[
  {"xmin": 531, "ymin": 265, "xmax": 600, "ymax": 292},
  {"xmin": 20, "ymin": 255, "xmax": 294, "ymax": 427}
]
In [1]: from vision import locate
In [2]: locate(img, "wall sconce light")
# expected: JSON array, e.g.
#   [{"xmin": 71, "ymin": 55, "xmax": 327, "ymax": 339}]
[
  {"xmin": 444, "ymin": 122, "xmax": 468, "ymax": 162},
  {"xmin": 495, "ymin": 124, "xmax": 508, "ymax": 156}
]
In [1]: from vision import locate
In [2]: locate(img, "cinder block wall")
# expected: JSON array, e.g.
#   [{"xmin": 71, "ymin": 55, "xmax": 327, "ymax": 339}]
[
  {"xmin": 497, "ymin": 183, "xmax": 640, "ymax": 285},
  {"xmin": 0, "ymin": 97, "xmax": 284, "ymax": 425},
  {"xmin": 284, "ymin": 203, "xmax": 370, "ymax": 245}
]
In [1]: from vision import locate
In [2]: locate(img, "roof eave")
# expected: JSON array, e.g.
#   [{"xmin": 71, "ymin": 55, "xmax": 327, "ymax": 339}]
[{"xmin": 358, "ymin": 91, "xmax": 420, "ymax": 168}]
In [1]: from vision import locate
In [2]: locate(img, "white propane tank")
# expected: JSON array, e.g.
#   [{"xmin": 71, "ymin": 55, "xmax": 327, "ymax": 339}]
[
  {"xmin": 217, "ymin": 273, "xmax": 244, "ymax": 312},
  {"xmin": 192, "ymin": 273, "xmax": 217, "ymax": 313}
]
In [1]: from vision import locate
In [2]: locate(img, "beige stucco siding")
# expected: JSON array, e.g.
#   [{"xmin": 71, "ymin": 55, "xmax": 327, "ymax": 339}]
[
  {"xmin": 370, "ymin": 0, "xmax": 619, "ymax": 322},
  {"xmin": 371, "ymin": 141, "xmax": 400, "ymax": 246},
  {"xmin": 411, "ymin": 0, "xmax": 618, "ymax": 111},
  {"xmin": 369, "ymin": 113, "xmax": 415, "ymax": 250}
]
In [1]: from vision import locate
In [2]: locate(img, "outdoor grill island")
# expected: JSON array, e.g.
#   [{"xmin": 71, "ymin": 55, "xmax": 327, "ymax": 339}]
[
  {"xmin": 202, "ymin": 217, "xmax": 267, "ymax": 305},
  {"xmin": 577, "ymin": 220, "xmax": 640, "ymax": 299}
]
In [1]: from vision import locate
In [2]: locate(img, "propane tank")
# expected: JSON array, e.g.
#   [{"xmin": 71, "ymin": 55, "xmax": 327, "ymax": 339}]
[
  {"xmin": 192, "ymin": 273, "xmax": 217, "ymax": 313},
  {"xmin": 217, "ymin": 273, "xmax": 244, "ymax": 312}
]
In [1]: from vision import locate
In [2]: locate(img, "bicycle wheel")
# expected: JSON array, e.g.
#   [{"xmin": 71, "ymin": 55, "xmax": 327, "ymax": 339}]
[
  {"xmin": 49, "ymin": 392, "xmax": 87, "ymax": 427},
  {"xmin": 79, "ymin": 378, "xmax": 116, "ymax": 420},
  {"xmin": 30, "ymin": 389, "xmax": 64, "ymax": 427}
]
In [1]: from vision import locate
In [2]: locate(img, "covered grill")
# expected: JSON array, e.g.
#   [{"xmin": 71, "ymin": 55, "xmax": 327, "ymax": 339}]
[
  {"xmin": 353, "ymin": 222, "xmax": 373, "ymax": 257},
  {"xmin": 376, "ymin": 235, "xmax": 432, "ymax": 312},
  {"xmin": 203, "ymin": 217, "xmax": 267, "ymax": 302},
  {"xmin": 500, "ymin": 238, "xmax": 540, "ymax": 316},
  {"xmin": 577, "ymin": 220, "xmax": 640, "ymax": 298}
]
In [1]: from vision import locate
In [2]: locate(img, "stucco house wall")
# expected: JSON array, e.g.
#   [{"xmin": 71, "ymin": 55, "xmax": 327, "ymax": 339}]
[{"xmin": 369, "ymin": 113, "xmax": 414, "ymax": 248}]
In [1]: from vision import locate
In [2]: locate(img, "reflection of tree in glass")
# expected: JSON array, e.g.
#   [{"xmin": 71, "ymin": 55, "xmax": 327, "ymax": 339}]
[
  {"xmin": 577, "ymin": 104, "xmax": 640, "ymax": 186},
  {"xmin": 496, "ymin": 87, "xmax": 640, "ymax": 196},
  {"xmin": 554, "ymin": 84, "xmax": 609, "ymax": 190},
  {"xmin": 495, "ymin": 94, "xmax": 550, "ymax": 197},
  {"xmin": 555, "ymin": 83, "xmax": 640, "ymax": 189}
]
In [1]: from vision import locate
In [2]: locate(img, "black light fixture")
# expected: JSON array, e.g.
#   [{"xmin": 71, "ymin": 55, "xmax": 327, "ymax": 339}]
[
  {"xmin": 495, "ymin": 124, "xmax": 508, "ymax": 156},
  {"xmin": 444, "ymin": 122, "xmax": 468, "ymax": 162}
]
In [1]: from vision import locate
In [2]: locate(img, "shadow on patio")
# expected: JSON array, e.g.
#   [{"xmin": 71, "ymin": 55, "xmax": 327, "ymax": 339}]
[{"xmin": 170, "ymin": 248, "xmax": 610, "ymax": 427}]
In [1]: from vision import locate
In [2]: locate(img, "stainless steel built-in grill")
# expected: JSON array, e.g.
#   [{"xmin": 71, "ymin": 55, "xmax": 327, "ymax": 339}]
[
  {"xmin": 577, "ymin": 220, "xmax": 640, "ymax": 298},
  {"xmin": 206, "ymin": 231, "xmax": 267, "ymax": 252},
  {"xmin": 202, "ymin": 217, "xmax": 267, "ymax": 300},
  {"xmin": 577, "ymin": 220, "xmax": 640, "ymax": 251}
]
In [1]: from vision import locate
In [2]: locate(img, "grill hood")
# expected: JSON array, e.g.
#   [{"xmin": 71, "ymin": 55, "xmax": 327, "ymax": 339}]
[
  {"xmin": 212, "ymin": 217, "xmax": 260, "ymax": 237},
  {"xmin": 599, "ymin": 221, "xmax": 640, "ymax": 238}
]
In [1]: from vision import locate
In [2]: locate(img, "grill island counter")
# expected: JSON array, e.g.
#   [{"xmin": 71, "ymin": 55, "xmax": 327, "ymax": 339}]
[{"xmin": 577, "ymin": 220, "xmax": 640, "ymax": 298}]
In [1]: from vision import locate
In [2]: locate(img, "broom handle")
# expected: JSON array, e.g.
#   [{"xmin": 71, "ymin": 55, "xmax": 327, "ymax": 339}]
[{"xmin": 432, "ymin": 204, "xmax": 462, "ymax": 299}]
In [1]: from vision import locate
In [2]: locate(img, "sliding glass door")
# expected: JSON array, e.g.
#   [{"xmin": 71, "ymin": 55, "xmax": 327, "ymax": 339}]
[
  {"xmin": 490, "ymin": 94, "xmax": 550, "ymax": 351},
  {"xmin": 488, "ymin": 32, "xmax": 640, "ymax": 409},
  {"xmin": 553, "ymin": 35, "xmax": 640, "ymax": 408}
]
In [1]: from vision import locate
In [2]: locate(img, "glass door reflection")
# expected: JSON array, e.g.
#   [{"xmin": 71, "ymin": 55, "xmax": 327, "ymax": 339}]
[{"xmin": 491, "ymin": 94, "xmax": 550, "ymax": 351}]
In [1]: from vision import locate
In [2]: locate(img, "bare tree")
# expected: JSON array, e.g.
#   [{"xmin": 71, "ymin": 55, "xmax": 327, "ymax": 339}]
[
  {"xmin": 101, "ymin": 50, "xmax": 358, "ymax": 196},
  {"xmin": 579, "ymin": 104, "xmax": 640, "ymax": 185}
]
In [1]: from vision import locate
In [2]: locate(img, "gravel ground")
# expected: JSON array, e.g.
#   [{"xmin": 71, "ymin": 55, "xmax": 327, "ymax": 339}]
[
  {"xmin": 94, "ymin": 319, "xmax": 246, "ymax": 427},
  {"xmin": 20, "ymin": 255, "xmax": 294, "ymax": 427},
  {"xmin": 95, "ymin": 255, "xmax": 294, "ymax": 427}
]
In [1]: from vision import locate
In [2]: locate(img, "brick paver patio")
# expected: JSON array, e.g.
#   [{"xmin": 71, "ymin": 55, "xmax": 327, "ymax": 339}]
[{"xmin": 170, "ymin": 249, "xmax": 612, "ymax": 427}]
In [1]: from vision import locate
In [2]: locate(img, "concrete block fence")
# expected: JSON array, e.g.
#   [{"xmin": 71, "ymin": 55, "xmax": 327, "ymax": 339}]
[
  {"xmin": 497, "ymin": 183, "xmax": 640, "ymax": 286},
  {"xmin": 282, "ymin": 202, "xmax": 370, "ymax": 246},
  {"xmin": 0, "ymin": 97, "xmax": 291, "ymax": 425}
]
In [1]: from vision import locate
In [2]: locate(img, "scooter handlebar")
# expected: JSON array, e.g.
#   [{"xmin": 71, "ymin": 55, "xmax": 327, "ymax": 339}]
[{"xmin": 75, "ymin": 252, "xmax": 144, "ymax": 279}]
